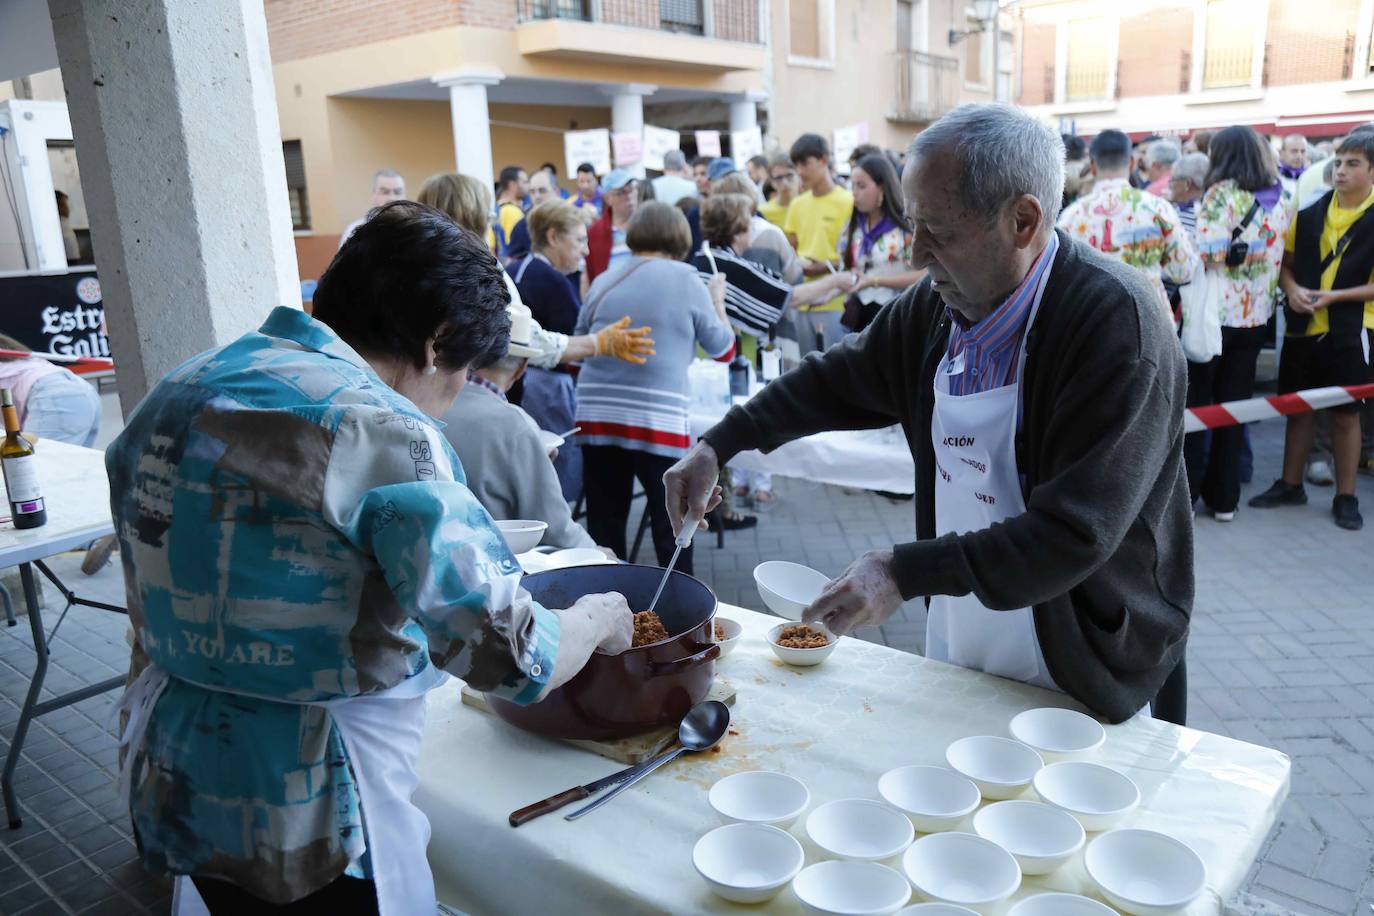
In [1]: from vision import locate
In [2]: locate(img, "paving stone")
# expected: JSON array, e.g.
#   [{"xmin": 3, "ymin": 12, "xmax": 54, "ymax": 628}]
[{"xmin": 1253, "ymin": 863, "xmax": 1360, "ymax": 914}]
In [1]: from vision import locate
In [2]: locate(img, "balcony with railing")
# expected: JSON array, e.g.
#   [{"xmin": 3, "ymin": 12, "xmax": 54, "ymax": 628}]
[
  {"xmin": 890, "ymin": 51, "xmax": 959, "ymax": 123},
  {"xmin": 515, "ymin": 0, "xmax": 766, "ymax": 71}
]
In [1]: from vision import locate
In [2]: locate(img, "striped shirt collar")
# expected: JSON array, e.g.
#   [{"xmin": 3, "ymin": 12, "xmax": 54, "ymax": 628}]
[
  {"xmin": 465, "ymin": 372, "xmax": 507, "ymax": 402},
  {"xmin": 947, "ymin": 232, "xmax": 1058, "ymax": 351}
]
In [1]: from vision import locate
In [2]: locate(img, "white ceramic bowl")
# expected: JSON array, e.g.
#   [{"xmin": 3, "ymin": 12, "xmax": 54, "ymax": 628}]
[
  {"xmin": 944, "ymin": 736, "xmax": 1043, "ymax": 800},
  {"xmin": 1084, "ymin": 829, "xmax": 1207, "ymax": 916},
  {"xmin": 805, "ymin": 798, "xmax": 915, "ymax": 861},
  {"xmin": 897, "ymin": 906, "xmax": 980, "ymax": 916},
  {"xmin": 494, "ymin": 519, "xmax": 547, "ymax": 554},
  {"xmin": 754, "ymin": 560, "xmax": 830, "ymax": 619},
  {"xmin": 514, "ymin": 550, "xmax": 553, "ymax": 574},
  {"xmin": 1009, "ymin": 707, "xmax": 1106, "ymax": 760},
  {"xmin": 971, "ymin": 800, "xmax": 1085, "ymax": 875},
  {"xmin": 877, "ymin": 766, "xmax": 981, "ymax": 833},
  {"xmin": 793, "ymin": 861, "xmax": 912, "ymax": 916},
  {"xmin": 767, "ymin": 622, "xmax": 838, "ymax": 667},
  {"xmin": 1033, "ymin": 761, "xmax": 1140, "ymax": 831},
  {"xmin": 544, "ymin": 547, "xmax": 614, "ymax": 568},
  {"xmin": 692, "ymin": 822, "xmax": 804, "ymax": 904},
  {"xmin": 901, "ymin": 832, "xmax": 1020, "ymax": 909},
  {"xmin": 1008, "ymin": 893, "xmax": 1118, "ymax": 916},
  {"xmin": 713, "ymin": 616, "xmax": 743, "ymax": 658},
  {"xmin": 708, "ymin": 771, "xmax": 810, "ymax": 827}
]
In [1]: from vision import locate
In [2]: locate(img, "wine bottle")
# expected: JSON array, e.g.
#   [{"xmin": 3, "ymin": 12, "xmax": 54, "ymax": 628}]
[
  {"xmin": 1, "ymin": 389, "xmax": 46, "ymax": 529},
  {"xmin": 728, "ymin": 334, "xmax": 751, "ymax": 398}
]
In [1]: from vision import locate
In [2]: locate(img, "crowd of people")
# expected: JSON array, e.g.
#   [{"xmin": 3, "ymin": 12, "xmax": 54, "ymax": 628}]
[
  {"xmin": 1056, "ymin": 123, "xmax": 1374, "ymax": 531},
  {"xmin": 336, "ymin": 131, "xmax": 928, "ymax": 570}
]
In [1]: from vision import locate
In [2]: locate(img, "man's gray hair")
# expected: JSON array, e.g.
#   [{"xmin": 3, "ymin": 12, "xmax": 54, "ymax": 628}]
[
  {"xmin": 1172, "ymin": 152, "xmax": 1209, "ymax": 189},
  {"xmin": 909, "ymin": 103, "xmax": 1066, "ymax": 229},
  {"xmin": 372, "ymin": 168, "xmax": 403, "ymax": 187},
  {"xmin": 491, "ymin": 353, "xmax": 527, "ymax": 375},
  {"xmin": 1145, "ymin": 139, "xmax": 1182, "ymax": 169},
  {"xmin": 663, "ymin": 149, "xmax": 687, "ymax": 171}
]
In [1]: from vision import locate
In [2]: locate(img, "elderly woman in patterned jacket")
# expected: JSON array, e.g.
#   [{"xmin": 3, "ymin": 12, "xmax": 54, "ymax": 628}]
[{"xmin": 105, "ymin": 201, "xmax": 631, "ymax": 915}]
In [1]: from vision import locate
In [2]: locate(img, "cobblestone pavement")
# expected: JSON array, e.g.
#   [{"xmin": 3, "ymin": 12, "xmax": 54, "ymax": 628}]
[{"xmin": 0, "ymin": 417, "xmax": 1371, "ymax": 913}]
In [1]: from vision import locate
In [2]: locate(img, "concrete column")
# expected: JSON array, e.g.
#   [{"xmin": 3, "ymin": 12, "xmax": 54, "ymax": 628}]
[
  {"xmin": 47, "ymin": 0, "xmax": 302, "ymax": 415},
  {"xmin": 728, "ymin": 93, "xmax": 766, "ymax": 134},
  {"xmin": 604, "ymin": 83, "xmax": 656, "ymax": 178},
  {"xmin": 433, "ymin": 69, "xmax": 504, "ymax": 190}
]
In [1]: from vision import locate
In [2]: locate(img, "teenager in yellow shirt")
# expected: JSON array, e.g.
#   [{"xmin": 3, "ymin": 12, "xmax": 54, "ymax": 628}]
[
  {"xmin": 493, "ymin": 165, "xmax": 528, "ymax": 260},
  {"xmin": 759, "ymin": 152, "xmax": 799, "ymax": 228},
  {"xmin": 1250, "ymin": 131, "xmax": 1374, "ymax": 530},
  {"xmin": 784, "ymin": 134, "xmax": 854, "ymax": 352}
]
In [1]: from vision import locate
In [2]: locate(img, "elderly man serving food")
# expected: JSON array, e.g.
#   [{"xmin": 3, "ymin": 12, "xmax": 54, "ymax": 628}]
[
  {"xmin": 666, "ymin": 104, "xmax": 1193, "ymax": 726},
  {"xmin": 106, "ymin": 201, "xmax": 631, "ymax": 915}
]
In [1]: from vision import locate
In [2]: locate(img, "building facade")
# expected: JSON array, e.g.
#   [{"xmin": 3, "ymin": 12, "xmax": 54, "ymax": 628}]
[{"xmin": 1015, "ymin": 0, "xmax": 1374, "ymax": 139}]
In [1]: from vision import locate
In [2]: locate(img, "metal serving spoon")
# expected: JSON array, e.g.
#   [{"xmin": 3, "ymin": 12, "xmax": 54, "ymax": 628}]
[{"xmin": 565, "ymin": 700, "xmax": 731, "ymax": 821}]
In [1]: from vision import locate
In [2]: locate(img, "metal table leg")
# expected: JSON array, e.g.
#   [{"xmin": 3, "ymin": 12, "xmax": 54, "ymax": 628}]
[{"xmin": 1, "ymin": 561, "xmax": 126, "ymax": 830}]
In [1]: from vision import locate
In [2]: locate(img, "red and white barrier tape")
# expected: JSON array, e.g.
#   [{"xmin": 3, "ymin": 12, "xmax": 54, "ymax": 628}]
[{"xmin": 1185, "ymin": 383, "xmax": 1374, "ymax": 433}]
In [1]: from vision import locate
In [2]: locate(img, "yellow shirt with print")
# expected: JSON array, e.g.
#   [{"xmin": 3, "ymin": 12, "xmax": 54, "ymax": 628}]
[
  {"xmin": 759, "ymin": 198, "xmax": 789, "ymax": 228},
  {"xmin": 784, "ymin": 187, "xmax": 854, "ymax": 313},
  {"xmin": 497, "ymin": 202, "xmax": 524, "ymax": 252},
  {"xmin": 1283, "ymin": 188, "xmax": 1374, "ymax": 336}
]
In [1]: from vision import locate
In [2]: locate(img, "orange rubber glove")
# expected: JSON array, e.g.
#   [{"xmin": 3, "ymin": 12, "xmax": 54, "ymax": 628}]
[{"xmin": 594, "ymin": 316, "xmax": 656, "ymax": 364}]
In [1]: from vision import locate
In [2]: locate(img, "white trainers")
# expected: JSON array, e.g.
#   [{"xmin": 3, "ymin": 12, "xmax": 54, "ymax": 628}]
[
  {"xmin": 1306, "ymin": 460, "xmax": 1335, "ymax": 486},
  {"xmin": 1213, "ymin": 510, "xmax": 1235, "ymax": 522}
]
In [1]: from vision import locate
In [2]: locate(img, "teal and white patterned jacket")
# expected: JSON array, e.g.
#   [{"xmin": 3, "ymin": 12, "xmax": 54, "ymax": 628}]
[{"xmin": 106, "ymin": 306, "xmax": 559, "ymax": 902}]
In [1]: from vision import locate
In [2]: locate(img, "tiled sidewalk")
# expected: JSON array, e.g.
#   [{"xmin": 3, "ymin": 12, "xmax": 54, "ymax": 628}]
[{"xmin": 0, "ymin": 420, "xmax": 1371, "ymax": 914}]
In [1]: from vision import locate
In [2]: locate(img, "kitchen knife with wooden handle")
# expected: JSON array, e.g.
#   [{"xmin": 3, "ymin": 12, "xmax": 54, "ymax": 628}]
[{"xmin": 508, "ymin": 755, "xmax": 660, "ymax": 827}]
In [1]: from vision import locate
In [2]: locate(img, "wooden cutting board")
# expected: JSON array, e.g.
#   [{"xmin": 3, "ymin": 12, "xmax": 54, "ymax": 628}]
[{"xmin": 459, "ymin": 677, "xmax": 736, "ymax": 765}]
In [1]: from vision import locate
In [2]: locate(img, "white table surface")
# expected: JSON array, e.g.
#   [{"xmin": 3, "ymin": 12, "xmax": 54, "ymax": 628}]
[
  {"xmin": 417, "ymin": 605, "xmax": 1289, "ymax": 916},
  {"xmin": 0, "ymin": 440, "xmax": 112, "ymax": 566}
]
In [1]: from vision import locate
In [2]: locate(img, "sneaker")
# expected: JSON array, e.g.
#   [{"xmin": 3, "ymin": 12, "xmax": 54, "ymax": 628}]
[
  {"xmin": 80, "ymin": 535, "xmax": 117, "ymax": 576},
  {"xmin": 1213, "ymin": 510, "xmax": 1235, "ymax": 522},
  {"xmin": 1306, "ymin": 460, "xmax": 1335, "ymax": 486},
  {"xmin": 1248, "ymin": 480, "xmax": 1308, "ymax": 509},
  {"xmin": 1333, "ymin": 494, "xmax": 1363, "ymax": 531}
]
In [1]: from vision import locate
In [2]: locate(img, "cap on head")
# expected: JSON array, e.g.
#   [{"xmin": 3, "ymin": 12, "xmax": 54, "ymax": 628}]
[
  {"xmin": 601, "ymin": 168, "xmax": 636, "ymax": 191},
  {"xmin": 706, "ymin": 157, "xmax": 738, "ymax": 181}
]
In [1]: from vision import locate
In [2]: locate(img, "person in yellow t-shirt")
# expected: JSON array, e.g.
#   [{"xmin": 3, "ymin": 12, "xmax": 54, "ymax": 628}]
[
  {"xmin": 784, "ymin": 133, "xmax": 854, "ymax": 353},
  {"xmin": 759, "ymin": 152, "xmax": 799, "ymax": 228},
  {"xmin": 1250, "ymin": 132, "xmax": 1374, "ymax": 530},
  {"xmin": 493, "ymin": 165, "xmax": 528, "ymax": 261}
]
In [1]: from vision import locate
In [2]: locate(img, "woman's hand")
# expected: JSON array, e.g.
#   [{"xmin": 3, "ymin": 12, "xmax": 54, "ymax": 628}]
[
  {"xmin": 541, "ymin": 592, "xmax": 634, "ymax": 695},
  {"xmin": 801, "ymin": 550, "xmax": 903, "ymax": 635},
  {"xmin": 1288, "ymin": 286, "xmax": 1318, "ymax": 314},
  {"xmin": 663, "ymin": 441, "xmax": 724, "ymax": 538},
  {"xmin": 708, "ymin": 273, "xmax": 728, "ymax": 310},
  {"xmin": 594, "ymin": 316, "xmax": 656, "ymax": 364},
  {"xmin": 1307, "ymin": 290, "xmax": 1344, "ymax": 312}
]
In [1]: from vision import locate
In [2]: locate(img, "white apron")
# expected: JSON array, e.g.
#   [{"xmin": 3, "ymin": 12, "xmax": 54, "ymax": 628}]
[
  {"xmin": 114, "ymin": 662, "xmax": 447, "ymax": 916},
  {"xmin": 925, "ymin": 249, "xmax": 1060, "ymax": 691}
]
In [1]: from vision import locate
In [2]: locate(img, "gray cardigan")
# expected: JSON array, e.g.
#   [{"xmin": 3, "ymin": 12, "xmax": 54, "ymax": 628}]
[
  {"xmin": 703, "ymin": 231, "xmax": 1194, "ymax": 723},
  {"xmin": 441, "ymin": 382, "xmax": 595, "ymax": 550}
]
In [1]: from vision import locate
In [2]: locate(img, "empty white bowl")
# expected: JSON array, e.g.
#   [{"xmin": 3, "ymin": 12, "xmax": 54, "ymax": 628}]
[
  {"xmin": 713, "ymin": 616, "xmax": 743, "ymax": 658},
  {"xmin": 754, "ymin": 560, "xmax": 830, "ymax": 619},
  {"xmin": 767, "ymin": 622, "xmax": 839, "ymax": 667},
  {"xmin": 1033, "ymin": 761, "xmax": 1141, "ymax": 831},
  {"xmin": 708, "ymin": 771, "xmax": 810, "ymax": 827},
  {"xmin": 805, "ymin": 798, "xmax": 915, "ymax": 861},
  {"xmin": 545, "ymin": 547, "xmax": 614, "ymax": 568},
  {"xmin": 897, "ymin": 906, "xmax": 980, "ymax": 916},
  {"xmin": 1008, "ymin": 893, "xmax": 1118, "ymax": 916},
  {"xmin": 692, "ymin": 822, "xmax": 804, "ymax": 904},
  {"xmin": 793, "ymin": 861, "xmax": 912, "ymax": 916},
  {"xmin": 1084, "ymin": 829, "xmax": 1207, "ymax": 916},
  {"xmin": 901, "ymin": 833, "xmax": 1020, "ymax": 909},
  {"xmin": 971, "ymin": 800, "xmax": 1085, "ymax": 875},
  {"xmin": 877, "ymin": 766, "xmax": 981, "ymax": 833},
  {"xmin": 494, "ymin": 519, "xmax": 548, "ymax": 553},
  {"xmin": 945, "ymin": 736, "xmax": 1043, "ymax": 800},
  {"xmin": 1009, "ymin": 707, "xmax": 1106, "ymax": 760}
]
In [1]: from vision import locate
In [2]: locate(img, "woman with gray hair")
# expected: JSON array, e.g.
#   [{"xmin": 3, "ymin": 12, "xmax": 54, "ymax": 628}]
[
  {"xmin": 1168, "ymin": 152, "xmax": 1210, "ymax": 242},
  {"xmin": 667, "ymin": 103, "xmax": 1193, "ymax": 727}
]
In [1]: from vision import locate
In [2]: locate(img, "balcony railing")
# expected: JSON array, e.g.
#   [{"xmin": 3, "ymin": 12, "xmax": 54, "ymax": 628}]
[
  {"xmin": 516, "ymin": 0, "xmax": 761, "ymax": 44},
  {"xmin": 890, "ymin": 51, "xmax": 959, "ymax": 123}
]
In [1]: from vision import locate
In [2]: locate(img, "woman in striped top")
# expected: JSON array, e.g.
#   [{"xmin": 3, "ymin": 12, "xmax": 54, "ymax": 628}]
[{"xmin": 575, "ymin": 203, "xmax": 735, "ymax": 571}]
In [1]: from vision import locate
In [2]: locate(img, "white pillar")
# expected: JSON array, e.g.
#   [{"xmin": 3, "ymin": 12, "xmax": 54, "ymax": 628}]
[
  {"xmin": 47, "ymin": 0, "xmax": 301, "ymax": 414},
  {"xmin": 729, "ymin": 93, "xmax": 765, "ymax": 134},
  {"xmin": 433, "ymin": 69, "xmax": 504, "ymax": 190},
  {"xmin": 604, "ymin": 83, "xmax": 656, "ymax": 178}
]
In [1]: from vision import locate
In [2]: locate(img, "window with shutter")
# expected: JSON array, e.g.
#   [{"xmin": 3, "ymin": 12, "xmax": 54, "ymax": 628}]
[
  {"xmin": 282, "ymin": 140, "xmax": 310, "ymax": 232},
  {"xmin": 1202, "ymin": 0, "xmax": 1255, "ymax": 89},
  {"xmin": 789, "ymin": 0, "xmax": 820, "ymax": 59},
  {"xmin": 1065, "ymin": 17, "xmax": 1111, "ymax": 101},
  {"xmin": 660, "ymin": 0, "xmax": 704, "ymax": 34}
]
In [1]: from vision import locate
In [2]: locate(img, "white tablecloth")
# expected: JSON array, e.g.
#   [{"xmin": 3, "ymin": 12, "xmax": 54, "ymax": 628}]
[
  {"xmin": 417, "ymin": 606, "xmax": 1289, "ymax": 915},
  {"xmin": 0, "ymin": 440, "xmax": 113, "ymax": 565}
]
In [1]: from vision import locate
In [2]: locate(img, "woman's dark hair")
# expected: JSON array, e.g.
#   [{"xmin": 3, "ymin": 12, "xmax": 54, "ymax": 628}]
[
  {"xmin": 841, "ymin": 154, "xmax": 909, "ymax": 270},
  {"xmin": 626, "ymin": 202, "xmax": 693, "ymax": 260},
  {"xmin": 311, "ymin": 201, "xmax": 511, "ymax": 373},
  {"xmin": 1205, "ymin": 125, "xmax": 1277, "ymax": 192}
]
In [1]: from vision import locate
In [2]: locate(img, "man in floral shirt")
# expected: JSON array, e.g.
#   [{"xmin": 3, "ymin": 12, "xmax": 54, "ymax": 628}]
[{"xmin": 1059, "ymin": 130, "xmax": 1197, "ymax": 314}]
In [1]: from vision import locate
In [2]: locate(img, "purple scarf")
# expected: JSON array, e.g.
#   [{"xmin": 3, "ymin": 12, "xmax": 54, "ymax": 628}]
[
  {"xmin": 856, "ymin": 214, "xmax": 896, "ymax": 259},
  {"xmin": 1278, "ymin": 163, "xmax": 1306, "ymax": 182},
  {"xmin": 1253, "ymin": 181, "xmax": 1284, "ymax": 213}
]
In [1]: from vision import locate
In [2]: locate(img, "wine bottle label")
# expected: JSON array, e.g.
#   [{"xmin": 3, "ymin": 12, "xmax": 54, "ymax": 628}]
[{"xmin": 2, "ymin": 454, "xmax": 43, "ymax": 503}]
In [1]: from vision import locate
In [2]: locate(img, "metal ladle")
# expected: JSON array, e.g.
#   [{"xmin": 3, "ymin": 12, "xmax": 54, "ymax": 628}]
[{"xmin": 565, "ymin": 700, "xmax": 731, "ymax": 821}]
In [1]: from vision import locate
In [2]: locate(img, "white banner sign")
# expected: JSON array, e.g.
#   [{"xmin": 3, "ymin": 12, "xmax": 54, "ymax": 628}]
[
  {"xmin": 832, "ymin": 122, "xmax": 870, "ymax": 174},
  {"xmin": 642, "ymin": 125, "xmax": 680, "ymax": 172},
  {"xmin": 695, "ymin": 130, "xmax": 722, "ymax": 158},
  {"xmin": 730, "ymin": 127, "xmax": 764, "ymax": 162},
  {"xmin": 612, "ymin": 131, "xmax": 644, "ymax": 167},
  {"xmin": 564, "ymin": 128, "xmax": 612, "ymax": 177}
]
